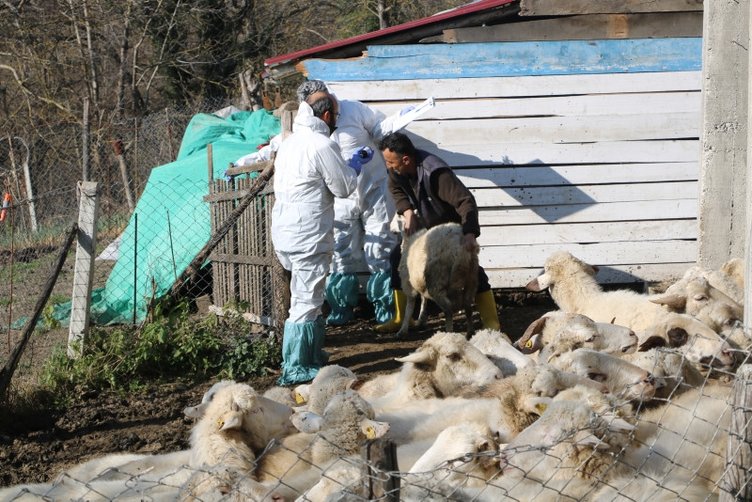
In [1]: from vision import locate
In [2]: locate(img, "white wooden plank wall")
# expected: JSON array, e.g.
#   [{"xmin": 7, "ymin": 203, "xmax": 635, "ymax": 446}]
[{"xmin": 330, "ymin": 71, "xmax": 702, "ymax": 287}]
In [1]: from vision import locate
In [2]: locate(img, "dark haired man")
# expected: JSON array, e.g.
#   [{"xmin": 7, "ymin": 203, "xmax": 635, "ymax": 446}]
[{"xmin": 376, "ymin": 132, "xmax": 501, "ymax": 333}]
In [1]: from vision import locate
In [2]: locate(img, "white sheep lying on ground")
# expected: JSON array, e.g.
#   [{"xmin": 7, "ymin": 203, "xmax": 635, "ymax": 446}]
[
  {"xmin": 461, "ymin": 385, "xmax": 710, "ymax": 501},
  {"xmin": 515, "ymin": 311, "xmax": 638, "ymax": 362},
  {"xmin": 396, "ymin": 221, "xmax": 479, "ymax": 337},
  {"xmin": 549, "ymin": 348, "xmax": 658, "ymax": 402},
  {"xmin": 0, "ymin": 451, "xmax": 193, "ymax": 501},
  {"xmin": 621, "ymin": 347, "xmax": 706, "ymax": 399},
  {"xmin": 180, "ymin": 382, "xmax": 295, "ymax": 500},
  {"xmin": 469, "ymin": 329, "xmax": 535, "ymax": 376},
  {"xmin": 527, "ymin": 251, "xmax": 736, "ymax": 371},
  {"xmin": 250, "ymin": 390, "xmax": 390, "ymax": 501},
  {"xmin": 293, "ymin": 364, "xmax": 360, "ymax": 414},
  {"xmin": 705, "ymin": 257, "xmax": 744, "ymax": 304},
  {"xmin": 357, "ymin": 331, "xmax": 502, "ymax": 410},
  {"xmin": 182, "ymin": 379, "xmax": 235, "ymax": 418},
  {"xmin": 400, "ymin": 423, "xmax": 501, "ymax": 501},
  {"xmin": 458, "ymin": 395, "xmax": 637, "ymax": 501},
  {"xmin": 650, "ymin": 269, "xmax": 747, "ymax": 348},
  {"xmin": 628, "ymin": 381, "xmax": 733, "ymax": 491}
]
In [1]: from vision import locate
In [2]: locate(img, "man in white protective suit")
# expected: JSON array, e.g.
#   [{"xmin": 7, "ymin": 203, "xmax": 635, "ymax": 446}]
[
  {"xmin": 234, "ymin": 80, "xmax": 421, "ymax": 329},
  {"xmin": 271, "ymin": 92, "xmax": 374, "ymax": 385}
]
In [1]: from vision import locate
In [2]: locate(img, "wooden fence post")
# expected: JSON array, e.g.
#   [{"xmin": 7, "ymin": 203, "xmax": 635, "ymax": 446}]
[
  {"xmin": 720, "ymin": 364, "xmax": 752, "ymax": 501},
  {"xmin": 68, "ymin": 181, "xmax": 100, "ymax": 358},
  {"xmin": 82, "ymin": 97, "xmax": 90, "ymax": 181},
  {"xmin": 18, "ymin": 137, "xmax": 38, "ymax": 233},
  {"xmin": 112, "ymin": 139, "xmax": 135, "ymax": 211},
  {"xmin": 361, "ymin": 439, "xmax": 399, "ymax": 500},
  {"xmin": 271, "ymin": 105, "xmax": 296, "ymax": 338}
]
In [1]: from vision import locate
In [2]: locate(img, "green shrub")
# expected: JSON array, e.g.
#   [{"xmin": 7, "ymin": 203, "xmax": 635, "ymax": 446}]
[{"xmin": 39, "ymin": 300, "xmax": 281, "ymax": 400}]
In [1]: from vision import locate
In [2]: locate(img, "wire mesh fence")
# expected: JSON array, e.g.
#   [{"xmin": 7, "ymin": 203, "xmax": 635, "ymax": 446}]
[
  {"xmin": 0, "ymin": 98, "xmax": 289, "ymax": 336},
  {"xmin": 2, "ymin": 97, "xmax": 751, "ymax": 502},
  {"xmin": 0, "ymin": 354, "xmax": 750, "ymax": 501}
]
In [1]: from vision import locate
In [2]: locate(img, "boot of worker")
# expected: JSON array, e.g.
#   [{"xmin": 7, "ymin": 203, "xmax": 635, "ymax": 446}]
[
  {"xmin": 374, "ymin": 289, "xmax": 408, "ymax": 334},
  {"xmin": 476, "ymin": 290, "xmax": 501, "ymax": 330}
]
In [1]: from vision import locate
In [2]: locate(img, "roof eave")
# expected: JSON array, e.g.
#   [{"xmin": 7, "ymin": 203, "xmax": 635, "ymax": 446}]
[{"xmin": 264, "ymin": 0, "xmax": 519, "ymax": 80}]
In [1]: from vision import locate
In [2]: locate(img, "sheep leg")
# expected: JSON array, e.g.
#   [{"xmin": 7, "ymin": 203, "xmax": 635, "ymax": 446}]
[
  {"xmin": 398, "ymin": 294, "xmax": 417, "ymax": 337},
  {"xmin": 417, "ymin": 296, "xmax": 429, "ymax": 327},
  {"xmin": 463, "ymin": 292, "xmax": 475, "ymax": 339},
  {"xmin": 432, "ymin": 294, "xmax": 455, "ymax": 332}
]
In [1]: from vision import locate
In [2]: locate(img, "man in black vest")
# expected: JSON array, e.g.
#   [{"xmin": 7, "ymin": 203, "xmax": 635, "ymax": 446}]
[{"xmin": 375, "ymin": 131, "xmax": 500, "ymax": 333}]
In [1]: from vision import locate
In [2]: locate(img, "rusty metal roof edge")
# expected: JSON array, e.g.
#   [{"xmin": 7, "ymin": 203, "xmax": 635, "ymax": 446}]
[{"xmin": 263, "ymin": 0, "xmax": 518, "ymax": 69}]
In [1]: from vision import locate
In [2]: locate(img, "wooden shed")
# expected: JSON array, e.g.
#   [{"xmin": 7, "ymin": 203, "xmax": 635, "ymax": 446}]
[{"xmin": 264, "ymin": 0, "xmax": 707, "ymax": 289}]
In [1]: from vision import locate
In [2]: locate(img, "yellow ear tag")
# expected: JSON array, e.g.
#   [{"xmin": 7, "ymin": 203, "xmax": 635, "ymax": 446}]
[
  {"xmin": 294, "ymin": 392, "xmax": 306, "ymax": 405},
  {"xmin": 365, "ymin": 426, "xmax": 376, "ymax": 439},
  {"xmin": 525, "ymin": 340, "xmax": 533, "ymax": 349},
  {"xmin": 216, "ymin": 418, "xmax": 225, "ymax": 429},
  {"xmin": 535, "ymin": 403, "xmax": 547, "ymax": 413}
]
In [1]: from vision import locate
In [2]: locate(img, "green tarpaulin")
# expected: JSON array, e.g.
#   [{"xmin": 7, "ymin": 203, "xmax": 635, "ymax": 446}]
[{"xmin": 89, "ymin": 109, "xmax": 280, "ymax": 324}]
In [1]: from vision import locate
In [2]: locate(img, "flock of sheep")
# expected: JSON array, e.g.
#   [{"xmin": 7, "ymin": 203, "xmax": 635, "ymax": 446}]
[{"xmin": 0, "ymin": 247, "xmax": 748, "ymax": 501}]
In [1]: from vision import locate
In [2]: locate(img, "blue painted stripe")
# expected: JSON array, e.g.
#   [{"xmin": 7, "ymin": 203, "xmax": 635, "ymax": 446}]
[{"xmin": 303, "ymin": 38, "xmax": 702, "ymax": 80}]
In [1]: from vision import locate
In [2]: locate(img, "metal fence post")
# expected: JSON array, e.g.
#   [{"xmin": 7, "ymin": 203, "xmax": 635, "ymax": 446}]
[{"xmin": 68, "ymin": 181, "xmax": 99, "ymax": 358}]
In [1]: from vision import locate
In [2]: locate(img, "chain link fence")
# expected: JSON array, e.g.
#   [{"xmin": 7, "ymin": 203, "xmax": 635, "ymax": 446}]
[
  {"xmin": 0, "ymin": 98, "xmax": 291, "ymax": 335},
  {"xmin": 1, "ymin": 356, "xmax": 750, "ymax": 500}
]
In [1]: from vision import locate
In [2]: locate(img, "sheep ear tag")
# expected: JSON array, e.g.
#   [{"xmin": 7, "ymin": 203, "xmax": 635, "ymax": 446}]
[
  {"xmin": 218, "ymin": 411, "xmax": 243, "ymax": 431},
  {"xmin": 294, "ymin": 391, "xmax": 307, "ymax": 405},
  {"xmin": 362, "ymin": 419, "xmax": 390, "ymax": 439}
]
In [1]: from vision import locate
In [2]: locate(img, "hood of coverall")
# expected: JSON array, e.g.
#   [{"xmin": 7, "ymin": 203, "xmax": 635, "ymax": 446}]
[{"xmin": 293, "ymin": 101, "xmax": 333, "ymax": 136}]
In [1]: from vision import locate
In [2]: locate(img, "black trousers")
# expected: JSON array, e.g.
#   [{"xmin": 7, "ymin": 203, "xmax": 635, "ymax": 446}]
[{"xmin": 388, "ymin": 243, "xmax": 491, "ymax": 293}]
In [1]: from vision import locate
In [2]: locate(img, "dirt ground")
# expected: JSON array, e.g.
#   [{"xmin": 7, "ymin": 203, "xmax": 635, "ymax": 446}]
[{"xmin": 0, "ymin": 243, "xmax": 555, "ymax": 488}]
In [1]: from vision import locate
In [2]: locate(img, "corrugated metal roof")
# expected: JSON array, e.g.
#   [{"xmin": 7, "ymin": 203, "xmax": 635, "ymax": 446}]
[{"xmin": 264, "ymin": 0, "xmax": 517, "ymax": 70}]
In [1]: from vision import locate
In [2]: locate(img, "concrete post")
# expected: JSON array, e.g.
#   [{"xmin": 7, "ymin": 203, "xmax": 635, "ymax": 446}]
[
  {"xmin": 698, "ymin": 0, "xmax": 749, "ymax": 268},
  {"xmin": 68, "ymin": 181, "xmax": 100, "ymax": 358}
]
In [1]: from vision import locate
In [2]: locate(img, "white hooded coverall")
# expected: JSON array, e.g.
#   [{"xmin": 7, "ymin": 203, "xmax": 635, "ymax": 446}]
[{"xmin": 271, "ymin": 102, "xmax": 357, "ymax": 385}]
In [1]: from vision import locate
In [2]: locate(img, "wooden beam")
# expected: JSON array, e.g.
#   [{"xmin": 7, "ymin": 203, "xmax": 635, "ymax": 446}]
[
  {"xmin": 327, "ymin": 71, "xmax": 702, "ymax": 101},
  {"xmin": 303, "ymin": 38, "xmax": 701, "ymax": 81},
  {"xmin": 519, "ymin": 0, "xmax": 703, "ymax": 16},
  {"xmin": 430, "ymin": 12, "xmax": 702, "ymax": 42}
]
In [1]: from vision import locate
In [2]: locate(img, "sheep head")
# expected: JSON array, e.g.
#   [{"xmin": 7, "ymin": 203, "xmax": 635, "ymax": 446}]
[
  {"xmin": 395, "ymin": 331, "xmax": 502, "ymax": 396},
  {"xmin": 638, "ymin": 314, "xmax": 736, "ymax": 371}
]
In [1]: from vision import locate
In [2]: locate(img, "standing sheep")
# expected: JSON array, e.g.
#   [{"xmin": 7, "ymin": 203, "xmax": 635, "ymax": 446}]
[{"xmin": 396, "ymin": 221, "xmax": 479, "ymax": 337}]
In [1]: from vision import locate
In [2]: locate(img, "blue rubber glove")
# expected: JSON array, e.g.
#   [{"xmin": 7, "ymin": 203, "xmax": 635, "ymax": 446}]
[
  {"xmin": 224, "ymin": 163, "xmax": 237, "ymax": 182},
  {"xmin": 347, "ymin": 147, "xmax": 374, "ymax": 175},
  {"xmin": 358, "ymin": 146, "xmax": 374, "ymax": 164}
]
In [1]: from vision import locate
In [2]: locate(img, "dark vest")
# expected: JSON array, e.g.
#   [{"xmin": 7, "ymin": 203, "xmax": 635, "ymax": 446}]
[{"xmin": 394, "ymin": 150, "xmax": 462, "ymax": 230}]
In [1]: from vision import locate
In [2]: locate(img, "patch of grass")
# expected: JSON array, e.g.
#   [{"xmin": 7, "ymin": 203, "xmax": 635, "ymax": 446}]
[
  {"xmin": 36, "ymin": 299, "xmax": 281, "ymax": 404},
  {"xmin": 48, "ymin": 294, "xmax": 69, "ymax": 305},
  {"xmin": 0, "ymin": 211, "xmax": 129, "ymax": 255}
]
